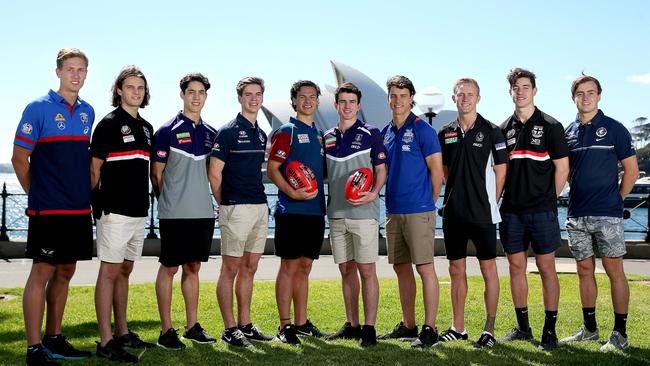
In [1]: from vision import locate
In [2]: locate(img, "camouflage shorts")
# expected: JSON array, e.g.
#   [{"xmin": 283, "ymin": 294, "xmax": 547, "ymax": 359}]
[{"xmin": 565, "ymin": 216, "xmax": 626, "ymax": 261}]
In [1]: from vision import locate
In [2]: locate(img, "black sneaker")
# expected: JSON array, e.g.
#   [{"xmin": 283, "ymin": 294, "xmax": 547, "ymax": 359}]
[
  {"xmin": 41, "ymin": 335, "xmax": 92, "ymax": 360},
  {"xmin": 182, "ymin": 322, "xmax": 216, "ymax": 344},
  {"xmin": 439, "ymin": 327, "xmax": 469, "ymax": 342},
  {"xmin": 474, "ymin": 331, "xmax": 497, "ymax": 349},
  {"xmin": 275, "ymin": 324, "xmax": 301, "ymax": 345},
  {"xmin": 294, "ymin": 319, "xmax": 328, "ymax": 338},
  {"xmin": 326, "ymin": 322, "xmax": 361, "ymax": 340},
  {"xmin": 96, "ymin": 339, "xmax": 139, "ymax": 363},
  {"xmin": 114, "ymin": 330, "xmax": 155, "ymax": 349},
  {"xmin": 156, "ymin": 328, "xmax": 186, "ymax": 350},
  {"xmin": 411, "ymin": 325, "xmax": 439, "ymax": 348},
  {"xmin": 221, "ymin": 327, "xmax": 252, "ymax": 348},
  {"xmin": 538, "ymin": 330, "xmax": 558, "ymax": 351},
  {"xmin": 501, "ymin": 327, "xmax": 533, "ymax": 342},
  {"xmin": 238, "ymin": 323, "xmax": 273, "ymax": 341},
  {"xmin": 359, "ymin": 325, "xmax": 377, "ymax": 348},
  {"xmin": 377, "ymin": 321, "xmax": 419, "ymax": 341},
  {"xmin": 26, "ymin": 344, "xmax": 61, "ymax": 366}
]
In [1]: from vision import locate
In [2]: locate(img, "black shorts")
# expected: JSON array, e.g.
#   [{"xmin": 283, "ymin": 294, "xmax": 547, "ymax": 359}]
[
  {"xmin": 499, "ymin": 211, "xmax": 561, "ymax": 255},
  {"xmin": 26, "ymin": 214, "xmax": 93, "ymax": 264},
  {"xmin": 274, "ymin": 213, "xmax": 325, "ymax": 260},
  {"xmin": 159, "ymin": 218, "xmax": 215, "ymax": 267},
  {"xmin": 443, "ymin": 219, "xmax": 497, "ymax": 260}
]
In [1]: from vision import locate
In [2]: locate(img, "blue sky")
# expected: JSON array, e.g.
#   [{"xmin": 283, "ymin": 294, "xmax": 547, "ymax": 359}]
[{"xmin": 1, "ymin": 0, "xmax": 649, "ymax": 163}]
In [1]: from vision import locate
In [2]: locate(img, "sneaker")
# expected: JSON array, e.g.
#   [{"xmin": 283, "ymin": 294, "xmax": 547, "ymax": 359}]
[
  {"xmin": 538, "ymin": 330, "xmax": 558, "ymax": 351},
  {"xmin": 156, "ymin": 328, "xmax": 186, "ymax": 350},
  {"xmin": 275, "ymin": 324, "xmax": 301, "ymax": 346},
  {"xmin": 182, "ymin": 322, "xmax": 216, "ymax": 344},
  {"xmin": 294, "ymin": 319, "xmax": 328, "ymax": 338},
  {"xmin": 96, "ymin": 339, "xmax": 139, "ymax": 363},
  {"xmin": 559, "ymin": 324, "xmax": 599, "ymax": 343},
  {"xmin": 326, "ymin": 322, "xmax": 361, "ymax": 340},
  {"xmin": 26, "ymin": 344, "xmax": 61, "ymax": 366},
  {"xmin": 474, "ymin": 331, "xmax": 496, "ymax": 349},
  {"xmin": 377, "ymin": 321, "xmax": 419, "ymax": 341},
  {"xmin": 501, "ymin": 327, "xmax": 533, "ymax": 342},
  {"xmin": 114, "ymin": 330, "xmax": 156, "ymax": 349},
  {"xmin": 221, "ymin": 327, "xmax": 252, "ymax": 348},
  {"xmin": 41, "ymin": 335, "xmax": 92, "ymax": 360},
  {"xmin": 439, "ymin": 327, "xmax": 469, "ymax": 342},
  {"xmin": 359, "ymin": 325, "xmax": 377, "ymax": 348},
  {"xmin": 238, "ymin": 323, "xmax": 273, "ymax": 341},
  {"xmin": 600, "ymin": 331, "xmax": 629, "ymax": 351},
  {"xmin": 411, "ymin": 325, "xmax": 439, "ymax": 348}
]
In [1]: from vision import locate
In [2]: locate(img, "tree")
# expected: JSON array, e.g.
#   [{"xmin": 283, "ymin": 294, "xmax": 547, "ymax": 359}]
[{"xmin": 631, "ymin": 117, "xmax": 650, "ymax": 149}]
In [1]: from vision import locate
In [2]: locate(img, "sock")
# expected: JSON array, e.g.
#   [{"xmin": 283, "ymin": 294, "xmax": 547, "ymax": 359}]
[
  {"xmin": 515, "ymin": 307, "xmax": 530, "ymax": 331},
  {"xmin": 582, "ymin": 307, "xmax": 597, "ymax": 332},
  {"xmin": 613, "ymin": 312, "xmax": 628, "ymax": 338},
  {"xmin": 543, "ymin": 310, "xmax": 558, "ymax": 334}
]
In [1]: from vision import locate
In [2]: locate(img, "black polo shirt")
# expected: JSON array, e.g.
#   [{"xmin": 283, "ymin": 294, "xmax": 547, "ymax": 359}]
[
  {"xmin": 500, "ymin": 107, "xmax": 569, "ymax": 214},
  {"xmin": 211, "ymin": 113, "xmax": 267, "ymax": 205},
  {"xmin": 90, "ymin": 107, "xmax": 154, "ymax": 217},
  {"xmin": 438, "ymin": 113, "xmax": 508, "ymax": 224}
]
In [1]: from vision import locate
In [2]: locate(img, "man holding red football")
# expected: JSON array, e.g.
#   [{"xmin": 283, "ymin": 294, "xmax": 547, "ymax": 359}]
[
  {"xmin": 267, "ymin": 80, "xmax": 327, "ymax": 345},
  {"xmin": 323, "ymin": 82, "xmax": 387, "ymax": 347}
]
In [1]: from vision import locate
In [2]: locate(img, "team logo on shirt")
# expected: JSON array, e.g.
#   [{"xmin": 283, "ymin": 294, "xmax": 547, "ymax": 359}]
[
  {"xmin": 121, "ymin": 125, "xmax": 131, "ymax": 134},
  {"xmin": 355, "ymin": 134, "xmax": 363, "ymax": 142},
  {"xmin": 383, "ymin": 134, "xmax": 391, "ymax": 145},
  {"xmin": 143, "ymin": 127, "xmax": 151, "ymax": 138},
  {"xmin": 325, "ymin": 137, "xmax": 336, "ymax": 149},
  {"xmin": 596, "ymin": 127, "xmax": 607, "ymax": 138},
  {"xmin": 507, "ymin": 137, "xmax": 516, "ymax": 146},
  {"xmin": 258, "ymin": 131, "xmax": 265, "ymax": 142},
  {"xmin": 239, "ymin": 130, "xmax": 248, "ymax": 138},
  {"xmin": 402, "ymin": 129, "xmax": 414, "ymax": 143},
  {"xmin": 275, "ymin": 150, "xmax": 287, "ymax": 159},
  {"xmin": 506, "ymin": 129, "xmax": 516, "ymax": 138},
  {"xmin": 157, "ymin": 150, "xmax": 167, "ymax": 158},
  {"xmin": 532, "ymin": 125, "xmax": 544, "ymax": 138},
  {"xmin": 80, "ymin": 113, "xmax": 89, "ymax": 125},
  {"xmin": 475, "ymin": 132, "xmax": 484, "ymax": 142},
  {"xmin": 495, "ymin": 142, "xmax": 506, "ymax": 150},
  {"xmin": 531, "ymin": 138, "xmax": 541, "ymax": 145},
  {"xmin": 83, "ymin": 126, "xmax": 90, "ymax": 135},
  {"xmin": 57, "ymin": 121, "xmax": 66, "ymax": 130},
  {"xmin": 444, "ymin": 131, "xmax": 457, "ymax": 138},
  {"xmin": 213, "ymin": 142, "xmax": 221, "ymax": 152},
  {"xmin": 297, "ymin": 133, "xmax": 310, "ymax": 144},
  {"xmin": 54, "ymin": 113, "xmax": 66, "ymax": 122},
  {"xmin": 21, "ymin": 122, "xmax": 33, "ymax": 135}
]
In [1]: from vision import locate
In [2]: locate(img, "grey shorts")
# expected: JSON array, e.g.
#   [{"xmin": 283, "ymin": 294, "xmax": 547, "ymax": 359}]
[{"xmin": 565, "ymin": 216, "xmax": 626, "ymax": 261}]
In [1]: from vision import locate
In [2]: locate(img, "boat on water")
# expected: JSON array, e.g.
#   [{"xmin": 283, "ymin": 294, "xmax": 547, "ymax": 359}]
[{"xmin": 559, "ymin": 174, "xmax": 650, "ymax": 208}]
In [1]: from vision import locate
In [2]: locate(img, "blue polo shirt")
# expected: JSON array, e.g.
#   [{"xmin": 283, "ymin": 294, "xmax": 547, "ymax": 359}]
[
  {"xmin": 211, "ymin": 113, "xmax": 267, "ymax": 205},
  {"xmin": 14, "ymin": 89, "xmax": 95, "ymax": 215},
  {"xmin": 268, "ymin": 117, "xmax": 325, "ymax": 216},
  {"xmin": 381, "ymin": 112, "xmax": 441, "ymax": 214},
  {"xmin": 565, "ymin": 110, "xmax": 636, "ymax": 218}
]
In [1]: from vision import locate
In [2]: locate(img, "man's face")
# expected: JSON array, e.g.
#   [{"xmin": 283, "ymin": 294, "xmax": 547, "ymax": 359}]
[
  {"xmin": 238, "ymin": 84, "xmax": 264, "ymax": 115},
  {"xmin": 335, "ymin": 92, "xmax": 360, "ymax": 121},
  {"xmin": 452, "ymin": 83, "xmax": 480, "ymax": 115},
  {"xmin": 181, "ymin": 81, "xmax": 207, "ymax": 115},
  {"xmin": 509, "ymin": 77, "xmax": 537, "ymax": 109},
  {"xmin": 118, "ymin": 76, "xmax": 145, "ymax": 110},
  {"xmin": 388, "ymin": 86, "xmax": 413, "ymax": 115},
  {"xmin": 573, "ymin": 81, "xmax": 601, "ymax": 115},
  {"xmin": 56, "ymin": 57, "xmax": 87, "ymax": 94},
  {"xmin": 293, "ymin": 86, "xmax": 319, "ymax": 117}
]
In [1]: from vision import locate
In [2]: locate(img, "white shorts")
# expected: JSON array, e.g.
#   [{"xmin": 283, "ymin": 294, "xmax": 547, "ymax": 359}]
[
  {"xmin": 219, "ymin": 204, "xmax": 268, "ymax": 257},
  {"xmin": 96, "ymin": 213, "xmax": 146, "ymax": 263},
  {"xmin": 329, "ymin": 218, "xmax": 378, "ymax": 264}
]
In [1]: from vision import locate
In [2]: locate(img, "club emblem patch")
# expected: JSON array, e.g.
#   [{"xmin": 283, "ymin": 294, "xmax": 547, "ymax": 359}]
[
  {"xmin": 596, "ymin": 127, "xmax": 607, "ymax": 138},
  {"xmin": 21, "ymin": 122, "xmax": 33, "ymax": 135},
  {"xmin": 532, "ymin": 125, "xmax": 544, "ymax": 138},
  {"xmin": 121, "ymin": 125, "xmax": 131, "ymax": 134}
]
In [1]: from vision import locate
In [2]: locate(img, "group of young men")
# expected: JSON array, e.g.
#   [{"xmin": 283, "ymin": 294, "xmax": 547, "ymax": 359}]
[{"xmin": 12, "ymin": 48, "xmax": 637, "ymax": 365}]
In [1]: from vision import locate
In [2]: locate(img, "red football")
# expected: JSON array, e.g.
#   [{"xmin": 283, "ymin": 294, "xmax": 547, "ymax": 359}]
[
  {"xmin": 285, "ymin": 161, "xmax": 318, "ymax": 193},
  {"xmin": 345, "ymin": 167, "xmax": 374, "ymax": 200}
]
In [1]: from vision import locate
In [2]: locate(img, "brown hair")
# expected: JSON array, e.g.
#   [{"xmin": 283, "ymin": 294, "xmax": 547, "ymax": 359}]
[
  {"xmin": 386, "ymin": 75, "xmax": 416, "ymax": 107},
  {"xmin": 236, "ymin": 76, "xmax": 265, "ymax": 96},
  {"xmin": 335, "ymin": 82, "xmax": 362, "ymax": 103},
  {"xmin": 571, "ymin": 74, "xmax": 602, "ymax": 97},
  {"xmin": 56, "ymin": 48, "xmax": 88, "ymax": 69},
  {"xmin": 507, "ymin": 68, "xmax": 536, "ymax": 88},
  {"xmin": 290, "ymin": 80, "xmax": 321, "ymax": 111},
  {"xmin": 111, "ymin": 65, "xmax": 150, "ymax": 108},
  {"xmin": 180, "ymin": 73, "xmax": 211, "ymax": 92}
]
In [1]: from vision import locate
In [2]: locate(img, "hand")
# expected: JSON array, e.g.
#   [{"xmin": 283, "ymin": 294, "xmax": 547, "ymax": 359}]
[
  {"xmin": 289, "ymin": 187, "xmax": 318, "ymax": 201},
  {"xmin": 347, "ymin": 190, "xmax": 377, "ymax": 206}
]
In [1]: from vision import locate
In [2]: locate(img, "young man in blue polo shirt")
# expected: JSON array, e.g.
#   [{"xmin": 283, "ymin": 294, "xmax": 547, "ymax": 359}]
[
  {"xmin": 379, "ymin": 75, "xmax": 444, "ymax": 348},
  {"xmin": 13, "ymin": 48, "xmax": 94, "ymax": 366},
  {"xmin": 151, "ymin": 73, "xmax": 217, "ymax": 350},
  {"xmin": 267, "ymin": 80, "xmax": 327, "ymax": 345},
  {"xmin": 324, "ymin": 82, "xmax": 387, "ymax": 347},
  {"xmin": 209, "ymin": 77, "xmax": 272, "ymax": 347},
  {"xmin": 560, "ymin": 75, "xmax": 638, "ymax": 351}
]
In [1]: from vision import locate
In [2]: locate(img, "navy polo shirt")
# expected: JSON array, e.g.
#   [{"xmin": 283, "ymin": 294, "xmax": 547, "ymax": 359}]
[
  {"xmin": 211, "ymin": 113, "xmax": 268, "ymax": 205},
  {"xmin": 565, "ymin": 110, "xmax": 636, "ymax": 218},
  {"xmin": 381, "ymin": 112, "xmax": 441, "ymax": 214}
]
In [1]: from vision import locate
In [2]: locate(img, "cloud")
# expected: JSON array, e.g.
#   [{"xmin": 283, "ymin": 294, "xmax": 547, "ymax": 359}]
[{"xmin": 627, "ymin": 74, "xmax": 650, "ymax": 84}]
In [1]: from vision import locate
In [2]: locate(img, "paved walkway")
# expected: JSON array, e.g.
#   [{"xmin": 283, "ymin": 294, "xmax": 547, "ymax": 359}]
[{"xmin": 1, "ymin": 256, "xmax": 649, "ymax": 288}]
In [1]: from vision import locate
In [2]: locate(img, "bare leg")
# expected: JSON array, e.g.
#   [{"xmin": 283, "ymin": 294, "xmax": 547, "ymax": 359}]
[
  {"xmin": 479, "ymin": 258, "xmax": 499, "ymax": 334},
  {"xmin": 393, "ymin": 263, "xmax": 416, "ymax": 328},
  {"xmin": 155, "ymin": 264, "xmax": 179, "ymax": 332},
  {"xmin": 181, "ymin": 261, "xmax": 202, "ymax": 329},
  {"xmin": 95, "ymin": 262, "xmax": 122, "ymax": 346},
  {"xmin": 339, "ymin": 261, "xmax": 360, "ymax": 326},
  {"xmin": 217, "ymin": 256, "xmax": 241, "ymax": 329},
  {"xmin": 293, "ymin": 257, "xmax": 313, "ymax": 325},
  {"xmin": 113, "ymin": 260, "xmax": 134, "ymax": 337},
  {"xmin": 415, "ymin": 262, "xmax": 439, "ymax": 328},
  {"xmin": 601, "ymin": 257, "xmax": 629, "ymax": 314},
  {"xmin": 357, "ymin": 262, "xmax": 378, "ymax": 326},
  {"xmin": 576, "ymin": 257, "xmax": 597, "ymax": 308},
  {"xmin": 24, "ymin": 262, "xmax": 56, "ymax": 345},
  {"xmin": 448, "ymin": 258, "xmax": 467, "ymax": 331},
  {"xmin": 276, "ymin": 258, "xmax": 299, "ymax": 327},
  {"xmin": 535, "ymin": 252, "xmax": 559, "ymax": 311},
  {"xmin": 506, "ymin": 252, "xmax": 528, "ymax": 308},
  {"xmin": 235, "ymin": 252, "xmax": 262, "ymax": 326},
  {"xmin": 44, "ymin": 263, "xmax": 76, "ymax": 336}
]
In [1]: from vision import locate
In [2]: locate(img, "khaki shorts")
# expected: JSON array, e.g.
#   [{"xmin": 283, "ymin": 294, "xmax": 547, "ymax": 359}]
[
  {"xmin": 219, "ymin": 204, "xmax": 268, "ymax": 257},
  {"xmin": 386, "ymin": 211, "xmax": 436, "ymax": 265},
  {"xmin": 329, "ymin": 218, "xmax": 378, "ymax": 264},
  {"xmin": 96, "ymin": 213, "xmax": 146, "ymax": 263}
]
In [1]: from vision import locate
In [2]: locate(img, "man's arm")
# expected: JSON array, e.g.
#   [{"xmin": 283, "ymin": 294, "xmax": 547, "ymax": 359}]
[
  {"xmin": 552, "ymin": 157, "xmax": 570, "ymax": 197},
  {"xmin": 442, "ymin": 165, "xmax": 449, "ymax": 183},
  {"xmin": 90, "ymin": 157, "xmax": 104, "ymax": 190},
  {"xmin": 11, "ymin": 145, "xmax": 31, "ymax": 193},
  {"xmin": 619, "ymin": 155, "xmax": 640, "ymax": 199},
  {"xmin": 494, "ymin": 163, "xmax": 507, "ymax": 200},
  {"xmin": 150, "ymin": 161, "xmax": 166, "ymax": 198},
  {"xmin": 348, "ymin": 163, "xmax": 387, "ymax": 206},
  {"xmin": 425, "ymin": 152, "xmax": 444, "ymax": 205},
  {"xmin": 267, "ymin": 160, "xmax": 316, "ymax": 200},
  {"xmin": 208, "ymin": 157, "xmax": 225, "ymax": 204}
]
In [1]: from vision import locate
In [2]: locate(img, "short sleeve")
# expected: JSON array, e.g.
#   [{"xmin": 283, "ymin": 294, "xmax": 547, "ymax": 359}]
[
  {"xmin": 491, "ymin": 126, "xmax": 509, "ymax": 165},
  {"xmin": 417, "ymin": 122, "xmax": 441, "ymax": 158},
  {"xmin": 547, "ymin": 123, "xmax": 570, "ymax": 160},
  {"xmin": 370, "ymin": 128, "xmax": 387, "ymax": 166},
  {"xmin": 90, "ymin": 119, "xmax": 110, "ymax": 160},
  {"xmin": 269, "ymin": 126, "xmax": 292, "ymax": 163},
  {"xmin": 152, "ymin": 126, "xmax": 171, "ymax": 163},
  {"xmin": 211, "ymin": 128, "xmax": 231, "ymax": 162},
  {"xmin": 614, "ymin": 123, "xmax": 636, "ymax": 161},
  {"xmin": 14, "ymin": 103, "xmax": 41, "ymax": 150}
]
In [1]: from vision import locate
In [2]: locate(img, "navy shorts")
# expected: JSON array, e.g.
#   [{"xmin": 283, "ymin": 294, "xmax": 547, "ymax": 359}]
[
  {"xmin": 443, "ymin": 219, "xmax": 497, "ymax": 260},
  {"xmin": 274, "ymin": 213, "xmax": 325, "ymax": 260},
  {"xmin": 498, "ymin": 211, "xmax": 561, "ymax": 255},
  {"xmin": 159, "ymin": 218, "xmax": 215, "ymax": 267}
]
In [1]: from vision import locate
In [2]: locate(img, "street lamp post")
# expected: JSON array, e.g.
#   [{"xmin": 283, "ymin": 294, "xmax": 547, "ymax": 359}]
[{"xmin": 416, "ymin": 86, "xmax": 445, "ymax": 125}]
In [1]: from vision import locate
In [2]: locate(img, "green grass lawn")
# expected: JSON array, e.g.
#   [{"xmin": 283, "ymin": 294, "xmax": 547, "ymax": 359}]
[{"xmin": 1, "ymin": 274, "xmax": 650, "ymax": 365}]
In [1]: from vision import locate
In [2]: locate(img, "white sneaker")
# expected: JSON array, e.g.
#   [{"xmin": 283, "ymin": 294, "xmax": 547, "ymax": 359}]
[
  {"xmin": 600, "ymin": 331, "xmax": 629, "ymax": 351},
  {"xmin": 559, "ymin": 325, "xmax": 599, "ymax": 343}
]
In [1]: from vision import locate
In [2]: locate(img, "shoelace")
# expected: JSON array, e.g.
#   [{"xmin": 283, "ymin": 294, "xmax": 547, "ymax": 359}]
[{"xmin": 233, "ymin": 330, "xmax": 247, "ymax": 340}]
